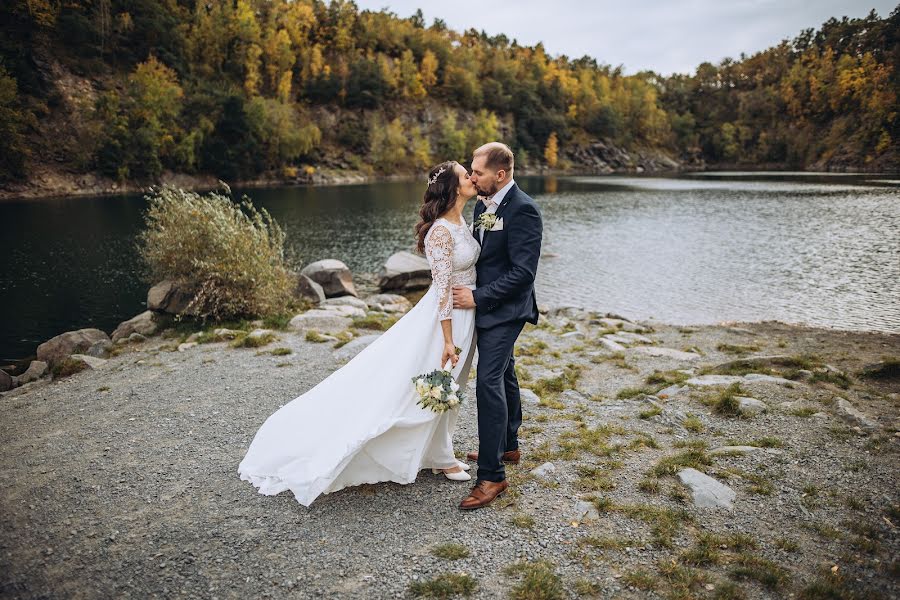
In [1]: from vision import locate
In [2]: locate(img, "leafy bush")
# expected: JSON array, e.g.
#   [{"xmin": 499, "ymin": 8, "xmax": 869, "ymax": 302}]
[{"xmin": 138, "ymin": 186, "xmax": 295, "ymax": 321}]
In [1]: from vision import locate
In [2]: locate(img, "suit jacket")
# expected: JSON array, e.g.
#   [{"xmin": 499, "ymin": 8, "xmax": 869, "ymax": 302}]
[{"xmin": 471, "ymin": 182, "xmax": 543, "ymax": 329}]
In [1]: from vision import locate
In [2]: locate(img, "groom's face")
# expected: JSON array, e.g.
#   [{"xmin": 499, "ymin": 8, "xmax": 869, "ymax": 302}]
[{"xmin": 470, "ymin": 155, "xmax": 505, "ymax": 197}]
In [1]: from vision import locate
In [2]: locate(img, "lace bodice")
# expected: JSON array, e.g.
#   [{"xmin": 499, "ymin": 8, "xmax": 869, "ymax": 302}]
[{"xmin": 423, "ymin": 217, "xmax": 481, "ymax": 320}]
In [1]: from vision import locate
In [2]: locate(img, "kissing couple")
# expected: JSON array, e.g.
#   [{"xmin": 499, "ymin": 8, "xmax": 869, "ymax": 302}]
[{"xmin": 239, "ymin": 141, "xmax": 543, "ymax": 510}]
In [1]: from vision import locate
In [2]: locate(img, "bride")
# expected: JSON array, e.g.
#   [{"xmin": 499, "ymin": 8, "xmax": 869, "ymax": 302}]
[{"xmin": 238, "ymin": 160, "xmax": 481, "ymax": 507}]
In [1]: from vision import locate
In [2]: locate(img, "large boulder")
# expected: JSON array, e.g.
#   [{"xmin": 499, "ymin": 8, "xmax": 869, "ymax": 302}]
[
  {"xmin": 36, "ymin": 328, "xmax": 111, "ymax": 368},
  {"xmin": 377, "ymin": 251, "xmax": 432, "ymax": 292},
  {"xmin": 17, "ymin": 360, "xmax": 48, "ymax": 385},
  {"xmin": 0, "ymin": 369, "xmax": 12, "ymax": 392},
  {"xmin": 111, "ymin": 310, "xmax": 161, "ymax": 342},
  {"xmin": 147, "ymin": 280, "xmax": 199, "ymax": 316},
  {"xmin": 677, "ymin": 468, "xmax": 736, "ymax": 509},
  {"xmin": 294, "ymin": 273, "xmax": 326, "ymax": 305},
  {"xmin": 300, "ymin": 259, "xmax": 357, "ymax": 298}
]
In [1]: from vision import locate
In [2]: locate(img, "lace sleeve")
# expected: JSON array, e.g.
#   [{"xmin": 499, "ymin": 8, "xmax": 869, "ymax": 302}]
[{"xmin": 424, "ymin": 224, "xmax": 453, "ymax": 320}]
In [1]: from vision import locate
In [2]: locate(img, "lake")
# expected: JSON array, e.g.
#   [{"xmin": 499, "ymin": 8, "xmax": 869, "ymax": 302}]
[{"xmin": 2, "ymin": 172, "xmax": 898, "ymax": 363}]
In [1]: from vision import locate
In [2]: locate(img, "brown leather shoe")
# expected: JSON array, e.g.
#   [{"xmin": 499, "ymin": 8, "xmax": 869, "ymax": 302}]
[
  {"xmin": 459, "ymin": 479, "xmax": 509, "ymax": 510},
  {"xmin": 465, "ymin": 449, "xmax": 521, "ymax": 464}
]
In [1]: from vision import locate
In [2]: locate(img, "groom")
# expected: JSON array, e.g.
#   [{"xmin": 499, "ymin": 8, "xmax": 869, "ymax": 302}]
[{"xmin": 452, "ymin": 142, "xmax": 543, "ymax": 510}]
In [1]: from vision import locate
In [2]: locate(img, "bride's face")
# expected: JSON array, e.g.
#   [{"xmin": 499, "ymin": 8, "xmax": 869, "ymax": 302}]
[{"xmin": 454, "ymin": 163, "xmax": 477, "ymax": 199}]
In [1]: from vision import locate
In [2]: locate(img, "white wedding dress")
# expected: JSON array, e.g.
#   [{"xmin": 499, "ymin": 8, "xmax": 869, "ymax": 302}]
[{"xmin": 238, "ymin": 217, "xmax": 481, "ymax": 507}]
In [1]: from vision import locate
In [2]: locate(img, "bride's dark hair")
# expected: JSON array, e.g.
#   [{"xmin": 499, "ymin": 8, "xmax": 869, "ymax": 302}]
[{"xmin": 415, "ymin": 161, "xmax": 460, "ymax": 253}]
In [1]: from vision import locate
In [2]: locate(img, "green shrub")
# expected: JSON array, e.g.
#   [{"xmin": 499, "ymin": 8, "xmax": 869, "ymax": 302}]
[{"xmin": 138, "ymin": 186, "xmax": 295, "ymax": 321}]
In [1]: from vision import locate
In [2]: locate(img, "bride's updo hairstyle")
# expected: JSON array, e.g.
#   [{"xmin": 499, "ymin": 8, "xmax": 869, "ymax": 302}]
[{"xmin": 415, "ymin": 161, "xmax": 460, "ymax": 253}]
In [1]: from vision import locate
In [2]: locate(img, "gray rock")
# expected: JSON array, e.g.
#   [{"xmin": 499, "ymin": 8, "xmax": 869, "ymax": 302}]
[
  {"xmin": 68, "ymin": 354, "xmax": 109, "ymax": 369},
  {"xmin": 17, "ymin": 360, "xmax": 48, "ymax": 385},
  {"xmin": 835, "ymin": 398, "xmax": 877, "ymax": 430},
  {"xmin": 632, "ymin": 346, "xmax": 700, "ymax": 361},
  {"xmin": 530, "ymin": 462, "xmax": 556, "ymax": 479},
  {"xmin": 37, "ymin": 328, "xmax": 111, "ymax": 368},
  {"xmin": 177, "ymin": 342, "xmax": 198, "ymax": 352},
  {"xmin": 86, "ymin": 340, "xmax": 113, "ymax": 358},
  {"xmin": 596, "ymin": 318, "xmax": 646, "ymax": 333},
  {"xmin": 613, "ymin": 331, "xmax": 653, "ymax": 344},
  {"xmin": 377, "ymin": 251, "xmax": 431, "ymax": 292},
  {"xmin": 560, "ymin": 331, "xmax": 583, "ymax": 339},
  {"xmin": 301, "ymin": 259, "xmax": 358, "ymax": 298},
  {"xmin": 333, "ymin": 334, "xmax": 381, "ymax": 361},
  {"xmin": 742, "ymin": 373, "xmax": 795, "ymax": 385},
  {"xmin": 289, "ymin": 310, "xmax": 353, "ymax": 334},
  {"xmin": 364, "ymin": 294, "xmax": 412, "ymax": 313},
  {"xmin": 247, "ymin": 328, "xmax": 275, "ymax": 340},
  {"xmin": 677, "ymin": 468, "xmax": 736, "ymax": 509},
  {"xmin": 520, "ymin": 389, "xmax": 540, "ymax": 405},
  {"xmin": 685, "ymin": 375, "xmax": 744, "ymax": 387},
  {"xmin": 319, "ymin": 304, "xmax": 366, "ymax": 318},
  {"xmin": 111, "ymin": 310, "xmax": 161, "ymax": 342},
  {"xmin": 322, "ymin": 297, "xmax": 369, "ymax": 311},
  {"xmin": 560, "ymin": 390, "xmax": 588, "ymax": 403},
  {"xmin": 597, "ymin": 338, "xmax": 627, "ymax": 352},
  {"xmin": 657, "ymin": 384, "xmax": 688, "ymax": 398},
  {"xmin": 294, "ymin": 274, "xmax": 326, "ymax": 305},
  {"xmin": 147, "ymin": 280, "xmax": 199, "ymax": 315},
  {"xmin": 604, "ymin": 333, "xmax": 636, "ymax": 346},
  {"xmin": 545, "ymin": 305, "xmax": 585, "ymax": 318},
  {"xmin": 128, "ymin": 332, "xmax": 147, "ymax": 343},
  {"xmin": 736, "ymin": 396, "xmax": 766, "ymax": 415},
  {"xmin": 0, "ymin": 369, "xmax": 12, "ymax": 392},
  {"xmin": 573, "ymin": 500, "xmax": 600, "ymax": 523}
]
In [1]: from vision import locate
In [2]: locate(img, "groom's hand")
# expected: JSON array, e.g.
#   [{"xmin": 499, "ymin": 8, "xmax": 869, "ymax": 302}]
[{"xmin": 452, "ymin": 286, "xmax": 476, "ymax": 309}]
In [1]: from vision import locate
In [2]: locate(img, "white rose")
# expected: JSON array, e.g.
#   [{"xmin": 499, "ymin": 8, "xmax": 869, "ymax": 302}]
[
  {"xmin": 430, "ymin": 387, "xmax": 443, "ymax": 399},
  {"xmin": 415, "ymin": 379, "xmax": 428, "ymax": 395},
  {"xmin": 446, "ymin": 394, "xmax": 459, "ymax": 405},
  {"xmin": 449, "ymin": 380, "xmax": 460, "ymax": 392}
]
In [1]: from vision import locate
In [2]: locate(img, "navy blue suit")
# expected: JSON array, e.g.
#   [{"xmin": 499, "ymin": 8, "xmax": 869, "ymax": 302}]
[{"xmin": 471, "ymin": 182, "xmax": 542, "ymax": 482}]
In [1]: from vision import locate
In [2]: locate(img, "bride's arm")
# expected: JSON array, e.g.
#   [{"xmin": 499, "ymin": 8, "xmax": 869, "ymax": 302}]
[{"xmin": 425, "ymin": 224, "xmax": 459, "ymax": 368}]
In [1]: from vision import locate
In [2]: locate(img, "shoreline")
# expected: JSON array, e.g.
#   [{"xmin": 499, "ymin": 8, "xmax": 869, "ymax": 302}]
[
  {"xmin": 3, "ymin": 162, "xmax": 895, "ymax": 203},
  {"xmin": 1, "ymin": 304, "xmax": 896, "ymax": 598},
  {"xmin": 4, "ymin": 306, "xmax": 898, "ymax": 372}
]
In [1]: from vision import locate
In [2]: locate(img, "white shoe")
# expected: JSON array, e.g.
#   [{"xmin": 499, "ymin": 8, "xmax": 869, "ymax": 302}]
[
  {"xmin": 457, "ymin": 461, "xmax": 471, "ymax": 471},
  {"xmin": 432, "ymin": 468, "xmax": 472, "ymax": 481}
]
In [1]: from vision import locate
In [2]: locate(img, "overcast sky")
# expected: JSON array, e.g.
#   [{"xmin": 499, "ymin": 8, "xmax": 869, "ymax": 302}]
[{"xmin": 353, "ymin": 0, "xmax": 897, "ymax": 75}]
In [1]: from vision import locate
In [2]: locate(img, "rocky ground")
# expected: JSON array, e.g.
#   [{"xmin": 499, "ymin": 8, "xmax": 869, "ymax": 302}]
[{"xmin": 1, "ymin": 303, "xmax": 898, "ymax": 600}]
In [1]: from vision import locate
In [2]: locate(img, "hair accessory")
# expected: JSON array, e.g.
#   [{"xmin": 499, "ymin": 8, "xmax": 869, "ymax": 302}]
[{"xmin": 427, "ymin": 166, "xmax": 447, "ymax": 186}]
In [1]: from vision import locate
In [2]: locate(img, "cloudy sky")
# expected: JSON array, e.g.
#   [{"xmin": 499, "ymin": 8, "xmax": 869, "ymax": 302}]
[{"xmin": 353, "ymin": 0, "xmax": 897, "ymax": 75}]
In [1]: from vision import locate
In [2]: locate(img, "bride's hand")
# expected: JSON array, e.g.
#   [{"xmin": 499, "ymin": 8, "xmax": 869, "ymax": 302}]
[{"xmin": 441, "ymin": 343, "xmax": 459, "ymax": 369}]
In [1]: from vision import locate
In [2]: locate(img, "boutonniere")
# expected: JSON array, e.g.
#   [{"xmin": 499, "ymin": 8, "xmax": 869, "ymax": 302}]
[{"xmin": 475, "ymin": 213, "xmax": 500, "ymax": 232}]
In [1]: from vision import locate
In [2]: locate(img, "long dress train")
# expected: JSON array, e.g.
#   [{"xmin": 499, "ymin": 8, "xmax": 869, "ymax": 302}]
[{"xmin": 238, "ymin": 216, "xmax": 481, "ymax": 506}]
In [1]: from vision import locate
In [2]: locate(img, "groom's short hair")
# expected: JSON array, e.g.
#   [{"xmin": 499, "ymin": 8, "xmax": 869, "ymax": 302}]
[{"xmin": 473, "ymin": 142, "xmax": 514, "ymax": 174}]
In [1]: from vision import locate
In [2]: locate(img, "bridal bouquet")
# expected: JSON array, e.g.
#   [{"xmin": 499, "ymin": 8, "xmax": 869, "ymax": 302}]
[{"xmin": 412, "ymin": 348, "xmax": 464, "ymax": 413}]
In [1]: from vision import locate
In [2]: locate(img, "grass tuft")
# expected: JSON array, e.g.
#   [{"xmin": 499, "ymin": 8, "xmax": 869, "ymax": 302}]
[
  {"xmin": 409, "ymin": 573, "xmax": 477, "ymax": 598},
  {"xmin": 431, "ymin": 543, "xmax": 470, "ymax": 561}
]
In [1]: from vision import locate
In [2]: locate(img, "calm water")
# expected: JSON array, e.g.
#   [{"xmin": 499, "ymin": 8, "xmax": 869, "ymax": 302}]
[{"xmin": 2, "ymin": 173, "xmax": 899, "ymax": 362}]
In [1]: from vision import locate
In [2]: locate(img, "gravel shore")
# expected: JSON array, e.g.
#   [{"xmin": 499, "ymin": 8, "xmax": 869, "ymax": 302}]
[{"xmin": 1, "ymin": 309, "xmax": 897, "ymax": 599}]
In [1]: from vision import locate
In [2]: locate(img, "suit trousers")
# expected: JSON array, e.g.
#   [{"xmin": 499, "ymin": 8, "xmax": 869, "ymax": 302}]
[{"xmin": 475, "ymin": 319, "xmax": 526, "ymax": 482}]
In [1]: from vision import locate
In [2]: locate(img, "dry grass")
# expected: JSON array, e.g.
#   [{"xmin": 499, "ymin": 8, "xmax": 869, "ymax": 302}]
[{"xmin": 138, "ymin": 186, "xmax": 295, "ymax": 321}]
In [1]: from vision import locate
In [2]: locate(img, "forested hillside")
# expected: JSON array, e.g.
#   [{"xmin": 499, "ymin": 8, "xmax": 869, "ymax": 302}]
[{"xmin": 0, "ymin": 1, "xmax": 897, "ymax": 194}]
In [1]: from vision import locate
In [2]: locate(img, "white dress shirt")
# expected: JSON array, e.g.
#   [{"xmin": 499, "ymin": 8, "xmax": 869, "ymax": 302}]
[{"xmin": 479, "ymin": 178, "xmax": 515, "ymax": 243}]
